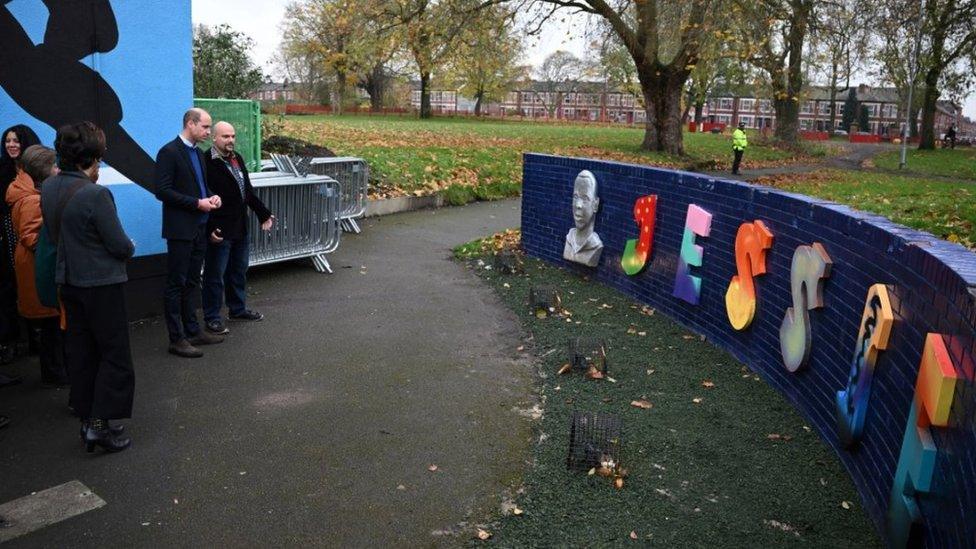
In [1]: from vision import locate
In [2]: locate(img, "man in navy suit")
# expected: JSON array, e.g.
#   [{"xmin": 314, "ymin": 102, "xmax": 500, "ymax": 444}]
[{"xmin": 154, "ymin": 108, "xmax": 225, "ymax": 358}]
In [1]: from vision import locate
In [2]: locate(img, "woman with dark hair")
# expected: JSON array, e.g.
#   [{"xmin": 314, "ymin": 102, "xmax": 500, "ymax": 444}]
[
  {"xmin": 6, "ymin": 145, "xmax": 67, "ymax": 386},
  {"xmin": 41, "ymin": 121, "xmax": 135, "ymax": 453},
  {"xmin": 0, "ymin": 124, "xmax": 40, "ymax": 365}
]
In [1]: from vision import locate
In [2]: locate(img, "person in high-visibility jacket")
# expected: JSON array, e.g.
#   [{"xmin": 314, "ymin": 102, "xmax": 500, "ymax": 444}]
[{"xmin": 731, "ymin": 121, "xmax": 748, "ymax": 175}]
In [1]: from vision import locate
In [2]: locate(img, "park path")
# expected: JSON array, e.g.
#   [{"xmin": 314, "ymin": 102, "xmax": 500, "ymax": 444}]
[
  {"xmin": 704, "ymin": 141, "xmax": 897, "ymax": 181},
  {"xmin": 0, "ymin": 200, "xmax": 535, "ymax": 547}
]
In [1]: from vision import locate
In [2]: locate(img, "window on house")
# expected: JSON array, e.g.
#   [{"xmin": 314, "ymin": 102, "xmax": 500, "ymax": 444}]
[
  {"xmin": 739, "ymin": 115, "xmax": 754, "ymax": 127},
  {"xmin": 800, "ymin": 101, "xmax": 814, "ymax": 114},
  {"xmin": 719, "ymin": 98, "xmax": 733, "ymax": 110},
  {"xmin": 717, "ymin": 115, "xmax": 732, "ymax": 124},
  {"xmin": 739, "ymin": 98, "xmax": 755, "ymax": 111},
  {"xmin": 759, "ymin": 100, "xmax": 772, "ymax": 112}
]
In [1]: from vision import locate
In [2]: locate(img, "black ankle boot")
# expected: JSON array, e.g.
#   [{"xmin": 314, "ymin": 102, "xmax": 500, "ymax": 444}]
[
  {"xmin": 84, "ymin": 419, "xmax": 131, "ymax": 453},
  {"xmin": 79, "ymin": 420, "xmax": 125, "ymax": 441}
]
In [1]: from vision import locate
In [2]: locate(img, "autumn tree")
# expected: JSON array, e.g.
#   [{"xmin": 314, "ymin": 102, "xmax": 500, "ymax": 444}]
[
  {"xmin": 533, "ymin": 50, "xmax": 589, "ymax": 118},
  {"xmin": 734, "ymin": 0, "xmax": 817, "ymax": 146},
  {"xmin": 450, "ymin": 6, "xmax": 526, "ymax": 115},
  {"xmin": 375, "ymin": 0, "xmax": 484, "ymax": 118},
  {"xmin": 808, "ymin": 0, "xmax": 870, "ymax": 131},
  {"xmin": 193, "ymin": 24, "xmax": 264, "ymax": 99},
  {"xmin": 519, "ymin": 0, "xmax": 723, "ymax": 154}
]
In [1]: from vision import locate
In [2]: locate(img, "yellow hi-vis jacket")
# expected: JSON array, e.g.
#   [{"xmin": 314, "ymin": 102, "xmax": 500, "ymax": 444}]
[{"xmin": 732, "ymin": 128, "xmax": 748, "ymax": 151}]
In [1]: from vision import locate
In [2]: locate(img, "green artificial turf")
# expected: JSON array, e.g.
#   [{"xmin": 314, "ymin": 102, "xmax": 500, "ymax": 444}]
[{"xmin": 458, "ymin": 246, "xmax": 881, "ymax": 547}]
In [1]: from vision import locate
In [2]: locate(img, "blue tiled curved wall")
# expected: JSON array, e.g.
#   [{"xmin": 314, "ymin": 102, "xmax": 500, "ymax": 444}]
[{"xmin": 520, "ymin": 153, "xmax": 976, "ymax": 546}]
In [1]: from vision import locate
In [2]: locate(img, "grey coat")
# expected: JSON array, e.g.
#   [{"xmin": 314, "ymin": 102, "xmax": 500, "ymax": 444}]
[{"xmin": 40, "ymin": 171, "xmax": 134, "ymax": 287}]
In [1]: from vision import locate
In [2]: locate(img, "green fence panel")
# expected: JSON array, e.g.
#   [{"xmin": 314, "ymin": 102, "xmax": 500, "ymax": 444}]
[{"xmin": 193, "ymin": 98, "xmax": 262, "ymax": 172}]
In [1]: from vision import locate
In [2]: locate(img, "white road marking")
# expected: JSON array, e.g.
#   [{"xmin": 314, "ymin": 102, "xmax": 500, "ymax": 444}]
[{"xmin": 0, "ymin": 480, "xmax": 106, "ymax": 542}]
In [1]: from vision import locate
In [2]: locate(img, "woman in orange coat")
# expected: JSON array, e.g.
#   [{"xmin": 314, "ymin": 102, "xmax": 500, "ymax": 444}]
[{"xmin": 5, "ymin": 145, "xmax": 66, "ymax": 385}]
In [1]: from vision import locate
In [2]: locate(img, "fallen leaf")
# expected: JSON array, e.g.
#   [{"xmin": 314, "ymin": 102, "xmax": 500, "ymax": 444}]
[
  {"xmin": 682, "ymin": 335, "xmax": 695, "ymax": 340},
  {"xmin": 503, "ymin": 283, "xmax": 510, "ymax": 288},
  {"xmin": 702, "ymin": 381, "xmax": 715, "ymax": 388},
  {"xmin": 588, "ymin": 467, "xmax": 597, "ymax": 476},
  {"xmin": 476, "ymin": 528, "xmax": 492, "ymax": 540},
  {"xmin": 630, "ymin": 530, "xmax": 638, "ymax": 540},
  {"xmin": 767, "ymin": 433, "xmax": 782, "ymax": 440},
  {"xmin": 397, "ymin": 484, "xmax": 406, "ymax": 490},
  {"xmin": 516, "ymin": 345, "xmax": 525, "ymax": 352},
  {"xmin": 841, "ymin": 501, "xmax": 851, "ymax": 510},
  {"xmin": 596, "ymin": 466, "xmax": 613, "ymax": 477},
  {"xmin": 630, "ymin": 399, "xmax": 653, "ymax": 410},
  {"xmin": 637, "ymin": 331, "xmax": 647, "ymax": 337},
  {"xmin": 557, "ymin": 363, "xmax": 572, "ymax": 375},
  {"xmin": 692, "ymin": 398, "xmax": 703, "ymax": 404},
  {"xmin": 428, "ymin": 464, "xmax": 438, "ymax": 472},
  {"xmin": 535, "ymin": 310, "xmax": 547, "ymax": 319},
  {"xmin": 585, "ymin": 366, "xmax": 604, "ymax": 380},
  {"xmin": 606, "ymin": 376, "xmax": 617, "ymax": 383},
  {"xmin": 513, "ymin": 507, "xmax": 524, "ymax": 516},
  {"xmin": 614, "ymin": 476, "xmax": 625, "ymax": 489},
  {"xmin": 627, "ymin": 326, "xmax": 637, "ymax": 334}
]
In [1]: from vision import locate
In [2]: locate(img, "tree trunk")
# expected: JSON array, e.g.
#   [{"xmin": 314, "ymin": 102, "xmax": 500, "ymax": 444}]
[
  {"xmin": 419, "ymin": 71, "xmax": 432, "ymax": 119},
  {"xmin": 774, "ymin": 96, "xmax": 801, "ymax": 144},
  {"xmin": 335, "ymin": 70, "xmax": 346, "ymax": 115},
  {"xmin": 694, "ymin": 102, "xmax": 704, "ymax": 124},
  {"xmin": 637, "ymin": 65, "xmax": 687, "ymax": 155},
  {"xmin": 828, "ymin": 63, "xmax": 839, "ymax": 131},
  {"xmin": 918, "ymin": 70, "xmax": 939, "ymax": 150},
  {"xmin": 367, "ymin": 64, "xmax": 385, "ymax": 111},
  {"xmin": 474, "ymin": 91, "xmax": 483, "ymax": 116}
]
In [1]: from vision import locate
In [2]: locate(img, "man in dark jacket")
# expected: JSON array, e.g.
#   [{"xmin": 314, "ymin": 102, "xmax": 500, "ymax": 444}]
[
  {"xmin": 202, "ymin": 121, "xmax": 274, "ymax": 335},
  {"xmin": 154, "ymin": 108, "xmax": 224, "ymax": 358}
]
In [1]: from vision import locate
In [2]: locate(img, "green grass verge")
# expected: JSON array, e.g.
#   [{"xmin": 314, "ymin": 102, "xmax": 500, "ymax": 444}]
[
  {"xmin": 280, "ymin": 115, "xmax": 827, "ymax": 203},
  {"xmin": 872, "ymin": 148, "xmax": 976, "ymax": 180},
  {"xmin": 758, "ymin": 169, "xmax": 976, "ymax": 249},
  {"xmin": 458, "ymin": 249, "xmax": 880, "ymax": 547}
]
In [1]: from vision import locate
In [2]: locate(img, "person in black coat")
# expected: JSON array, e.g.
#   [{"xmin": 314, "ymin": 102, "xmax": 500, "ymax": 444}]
[
  {"xmin": 153, "ymin": 108, "xmax": 224, "ymax": 358},
  {"xmin": 201, "ymin": 122, "xmax": 274, "ymax": 334}
]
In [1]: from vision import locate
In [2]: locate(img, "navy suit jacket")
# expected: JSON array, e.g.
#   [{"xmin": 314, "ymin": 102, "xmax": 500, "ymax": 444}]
[{"xmin": 153, "ymin": 137, "xmax": 211, "ymax": 240}]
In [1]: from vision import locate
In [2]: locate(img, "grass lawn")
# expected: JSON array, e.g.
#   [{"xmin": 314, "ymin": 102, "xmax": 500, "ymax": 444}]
[
  {"xmin": 755, "ymin": 169, "xmax": 976, "ymax": 249},
  {"xmin": 278, "ymin": 114, "xmax": 827, "ymax": 203},
  {"xmin": 872, "ymin": 147, "xmax": 976, "ymax": 180},
  {"xmin": 455, "ymin": 238, "xmax": 880, "ymax": 547}
]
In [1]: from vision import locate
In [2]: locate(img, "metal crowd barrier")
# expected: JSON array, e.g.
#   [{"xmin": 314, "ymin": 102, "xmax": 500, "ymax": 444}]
[
  {"xmin": 263, "ymin": 155, "xmax": 369, "ymax": 234},
  {"xmin": 247, "ymin": 171, "xmax": 341, "ymax": 273},
  {"xmin": 309, "ymin": 157, "xmax": 368, "ymax": 234}
]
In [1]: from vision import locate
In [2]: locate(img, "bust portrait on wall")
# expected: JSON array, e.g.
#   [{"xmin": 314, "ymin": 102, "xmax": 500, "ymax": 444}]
[{"xmin": 563, "ymin": 170, "xmax": 603, "ymax": 267}]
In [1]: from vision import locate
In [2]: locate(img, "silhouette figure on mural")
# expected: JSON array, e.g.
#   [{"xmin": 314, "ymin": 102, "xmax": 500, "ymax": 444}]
[{"xmin": 0, "ymin": 0, "xmax": 156, "ymax": 191}]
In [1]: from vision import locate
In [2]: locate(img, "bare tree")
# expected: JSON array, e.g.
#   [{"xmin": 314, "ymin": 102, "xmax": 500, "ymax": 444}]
[
  {"xmin": 533, "ymin": 50, "xmax": 588, "ymax": 117},
  {"xmin": 808, "ymin": 0, "xmax": 870, "ymax": 132}
]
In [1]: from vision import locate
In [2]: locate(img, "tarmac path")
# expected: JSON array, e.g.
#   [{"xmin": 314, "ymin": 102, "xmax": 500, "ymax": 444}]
[{"xmin": 0, "ymin": 199, "xmax": 534, "ymax": 547}]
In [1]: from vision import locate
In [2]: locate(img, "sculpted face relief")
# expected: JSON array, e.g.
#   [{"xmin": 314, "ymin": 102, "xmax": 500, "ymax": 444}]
[{"xmin": 563, "ymin": 170, "xmax": 603, "ymax": 267}]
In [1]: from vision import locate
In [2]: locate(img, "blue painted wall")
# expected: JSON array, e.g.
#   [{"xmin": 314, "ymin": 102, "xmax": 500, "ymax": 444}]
[
  {"xmin": 521, "ymin": 153, "xmax": 976, "ymax": 546},
  {"xmin": 0, "ymin": 0, "xmax": 192, "ymax": 257}
]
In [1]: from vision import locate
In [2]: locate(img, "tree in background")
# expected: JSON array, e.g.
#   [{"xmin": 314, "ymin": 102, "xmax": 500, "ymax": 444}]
[
  {"xmin": 450, "ymin": 6, "xmax": 526, "ymax": 116},
  {"xmin": 808, "ymin": 0, "xmax": 870, "ymax": 131},
  {"xmin": 857, "ymin": 103, "xmax": 870, "ymax": 131},
  {"xmin": 193, "ymin": 24, "xmax": 264, "ymax": 99},
  {"xmin": 734, "ymin": 0, "xmax": 817, "ymax": 146},
  {"xmin": 840, "ymin": 87, "xmax": 857, "ymax": 131},
  {"xmin": 533, "ymin": 50, "xmax": 589, "ymax": 118},
  {"xmin": 522, "ymin": 0, "xmax": 723, "ymax": 154}
]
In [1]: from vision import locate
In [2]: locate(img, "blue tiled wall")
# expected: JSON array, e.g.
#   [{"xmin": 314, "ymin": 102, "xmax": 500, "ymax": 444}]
[{"xmin": 521, "ymin": 153, "xmax": 976, "ymax": 546}]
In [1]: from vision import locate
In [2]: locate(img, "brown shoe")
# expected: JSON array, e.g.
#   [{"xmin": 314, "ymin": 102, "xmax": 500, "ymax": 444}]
[
  {"xmin": 188, "ymin": 331, "xmax": 224, "ymax": 346},
  {"xmin": 168, "ymin": 339, "xmax": 203, "ymax": 358}
]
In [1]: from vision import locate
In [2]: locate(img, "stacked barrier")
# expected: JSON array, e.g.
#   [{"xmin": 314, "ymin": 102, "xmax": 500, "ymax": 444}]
[
  {"xmin": 309, "ymin": 157, "xmax": 368, "ymax": 233},
  {"xmin": 247, "ymin": 171, "xmax": 341, "ymax": 273}
]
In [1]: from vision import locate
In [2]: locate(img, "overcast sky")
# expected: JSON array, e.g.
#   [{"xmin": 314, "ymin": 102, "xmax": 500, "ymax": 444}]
[{"xmin": 193, "ymin": 0, "xmax": 976, "ymax": 118}]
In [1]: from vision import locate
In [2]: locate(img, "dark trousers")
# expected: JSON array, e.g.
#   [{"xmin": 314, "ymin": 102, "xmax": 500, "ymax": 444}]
[
  {"xmin": 0, "ymin": 222, "xmax": 18, "ymax": 344},
  {"xmin": 165, "ymin": 224, "xmax": 207, "ymax": 342},
  {"xmin": 30, "ymin": 317, "xmax": 66, "ymax": 383},
  {"xmin": 61, "ymin": 283, "xmax": 134, "ymax": 420},
  {"xmin": 202, "ymin": 234, "xmax": 250, "ymax": 323},
  {"xmin": 732, "ymin": 149, "xmax": 744, "ymax": 174}
]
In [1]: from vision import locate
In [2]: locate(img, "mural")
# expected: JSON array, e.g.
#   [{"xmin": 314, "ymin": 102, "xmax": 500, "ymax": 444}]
[
  {"xmin": 779, "ymin": 243, "xmax": 833, "ymax": 372},
  {"xmin": 725, "ymin": 220, "xmax": 773, "ymax": 330},
  {"xmin": 563, "ymin": 170, "xmax": 603, "ymax": 267},
  {"xmin": 672, "ymin": 204, "xmax": 712, "ymax": 305},
  {"xmin": 0, "ymin": 0, "xmax": 192, "ymax": 257},
  {"xmin": 886, "ymin": 333, "xmax": 961, "ymax": 548},
  {"xmin": 621, "ymin": 195, "xmax": 657, "ymax": 275},
  {"xmin": 835, "ymin": 284, "xmax": 894, "ymax": 448}
]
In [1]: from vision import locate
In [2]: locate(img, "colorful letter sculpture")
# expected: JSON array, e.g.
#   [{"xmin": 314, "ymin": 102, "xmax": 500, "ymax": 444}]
[
  {"xmin": 725, "ymin": 220, "xmax": 774, "ymax": 330},
  {"xmin": 779, "ymin": 243, "xmax": 833, "ymax": 372},
  {"xmin": 621, "ymin": 195, "xmax": 658, "ymax": 275},
  {"xmin": 673, "ymin": 204, "xmax": 712, "ymax": 305},
  {"xmin": 835, "ymin": 284, "xmax": 894, "ymax": 448},
  {"xmin": 886, "ymin": 334, "xmax": 960, "ymax": 548}
]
